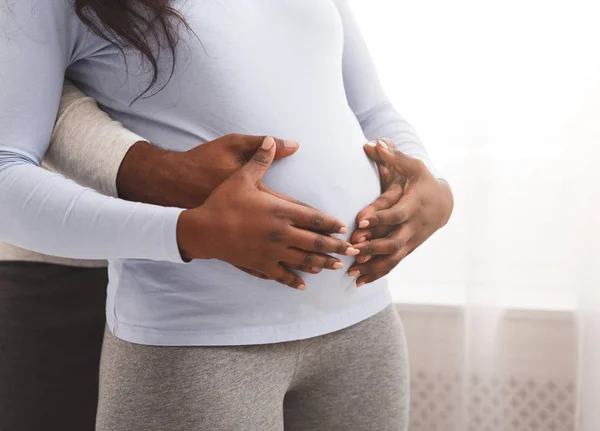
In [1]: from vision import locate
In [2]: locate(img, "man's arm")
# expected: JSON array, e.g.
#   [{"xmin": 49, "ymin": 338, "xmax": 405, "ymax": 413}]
[{"xmin": 44, "ymin": 81, "xmax": 148, "ymax": 197}]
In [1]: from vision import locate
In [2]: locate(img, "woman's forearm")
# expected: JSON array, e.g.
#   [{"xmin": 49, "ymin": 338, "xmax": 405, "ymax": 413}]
[{"xmin": 0, "ymin": 1, "xmax": 185, "ymax": 263}]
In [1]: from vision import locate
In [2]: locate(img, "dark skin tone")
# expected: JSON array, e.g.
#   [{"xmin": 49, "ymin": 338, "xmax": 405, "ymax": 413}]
[
  {"xmin": 118, "ymin": 135, "xmax": 452, "ymax": 289},
  {"xmin": 348, "ymin": 139, "xmax": 454, "ymax": 286},
  {"xmin": 117, "ymin": 135, "xmax": 358, "ymax": 290}
]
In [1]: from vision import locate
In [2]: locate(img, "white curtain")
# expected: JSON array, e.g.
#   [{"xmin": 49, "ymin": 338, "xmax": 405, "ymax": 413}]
[{"xmin": 350, "ymin": 0, "xmax": 600, "ymax": 429}]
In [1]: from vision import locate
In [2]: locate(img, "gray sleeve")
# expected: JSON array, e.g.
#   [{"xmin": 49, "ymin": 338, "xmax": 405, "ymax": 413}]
[
  {"xmin": 334, "ymin": 0, "xmax": 444, "ymax": 179},
  {"xmin": 0, "ymin": 0, "xmax": 184, "ymax": 262},
  {"xmin": 44, "ymin": 81, "xmax": 147, "ymax": 197}
]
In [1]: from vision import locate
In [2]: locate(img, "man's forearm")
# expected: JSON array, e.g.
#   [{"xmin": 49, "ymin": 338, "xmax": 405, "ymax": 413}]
[
  {"xmin": 46, "ymin": 81, "xmax": 145, "ymax": 197},
  {"xmin": 116, "ymin": 141, "xmax": 205, "ymax": 209}
]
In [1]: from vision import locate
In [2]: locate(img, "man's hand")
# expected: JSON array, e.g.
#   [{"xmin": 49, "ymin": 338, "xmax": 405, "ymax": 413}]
[
  {"xmin": 348, "ymin": 139, "xmax": 453, "ymax": 287},
  {"xmin": 177, "ymin": 137, "xmax": 359, "ymax": 290},
  {"xmin": 116, "ymin": 134, "xmax": 299, "ymax": 209}
]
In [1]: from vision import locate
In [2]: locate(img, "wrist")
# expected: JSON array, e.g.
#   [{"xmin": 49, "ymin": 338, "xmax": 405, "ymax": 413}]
[
  {"xmin": 116, "ymin": 141, "xmax": 175, "ymax": 205},
  {"xmin": 437, "ymin": 179, "xmax": 454, "ymax": 225},
  {"xmin": 176, "ymin": 207, "xmax": 215, "ymax": 261}
]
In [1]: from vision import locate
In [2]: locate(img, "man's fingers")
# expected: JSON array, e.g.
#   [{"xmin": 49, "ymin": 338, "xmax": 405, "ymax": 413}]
[
  {"xmin": 266, "ymin": 265, "xmax": 306, "ymax": 290},
  {"xmin": 288, "ymin": 227, "xmax": 358, "ymax": 257},
  {"xmin": 272, "ymin": 137, "xmax": 300, "ymax": 160},
  {"xmin": 234, "ymin": 134, "xmax": 299, "ymax": 161},
  {"xmin": 285, "ymin": 203, "xmax": 347, "ymax": 235},
  {"xmin": 283, "ymin": 248, "xmax": 343, "ymax": 271},
  {"xmin": 355, "ymin": 187, "xmax": 403, "ymax": 225}
]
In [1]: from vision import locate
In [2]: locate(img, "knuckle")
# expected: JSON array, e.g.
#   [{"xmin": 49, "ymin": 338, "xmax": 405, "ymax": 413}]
[
  {"xmin": 310, "ymin": 213, "xmax": 325, "ymax": 229},
  {"xmin": 390, "ymin": 240, "xmax": 403, "ymax": 253},
  {"xmin": 392, "ymin": 210, "xmax": 404, "ymax": 224},
  {"xmin": 302, "ymin": 253, "xmax": 315, "ymax": 266},
  {"xmin": 313, "ymin": 235, "xmax": 326, "ymax": 252},
  {"xmin": 414, "ymin": 158, "xmax": 427, "ymax": 172},
  {"xmin": 267, "ymin": 229, "xmax": 286, "ymax": 243},
  {"xmin": 373, "ymin": 213, "xmax": 382, "ymax": 226},
  {"xmin": 252, "ymin": 154, "xmax": 270, "ymax": 167},
  {"xmin": 337, "ymin": 241, "xmax": 348, "ymax": 254}
]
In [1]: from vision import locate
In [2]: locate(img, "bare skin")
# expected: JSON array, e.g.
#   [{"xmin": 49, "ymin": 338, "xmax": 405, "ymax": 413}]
[
  {"xmin": 349, "ymin": 139, "xmax": 454, "ymax": 286},
  {"xmin": 118, "ymin": 136, "xmax": 358, "ymax": 290}
]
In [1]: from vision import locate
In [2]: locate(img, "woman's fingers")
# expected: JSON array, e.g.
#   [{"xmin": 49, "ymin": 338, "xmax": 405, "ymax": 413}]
[
  {"xmin": 358, "ymin": 200, "xmax": 413, "ymax": 229},
  {"xmin": 282, "ymin": 263, "xmax": 323, "ymax": 274},
  {"xmin": 285, "ymin": 202, "xmax": 347, "ymax": 234},
  {"xmin": 258, "ymin": 183, "xmax": 310, "ymax": 208},
  {"xmin": 236, "ymin": 266, "xmax": 270, "ymax": 279},
  {"xmin": 347, "ymin": 249, "xmax": 407, "ymax": 279},
  {"xmin": 288, "ymin": 227, "xmax": 359, "ymax": 256},
  {"xmin": 355, "ymin": 272, "xmax": 387, "ymax": 287},
  {"xmin": 266, "ymin": 264, "xmax": 307, "ymax": 290},
  {"xmin": 282, "ymin": 248, "xmax": 344, "ymax": 271},
  {"xmin": 353, "ymin": 228, "xmax": 410, "ymax": 257},
  {"xmin": 374, "ymin": 139, "xmax": 424, "ymax": 175},
  {"xmin": 355, "ymin": 187, "xmax": 403, "ymax": 227}
]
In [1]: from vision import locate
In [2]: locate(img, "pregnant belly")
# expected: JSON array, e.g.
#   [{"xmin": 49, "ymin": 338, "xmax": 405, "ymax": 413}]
[
  {"xmin": 112, "ymin": 124, "xmax": 383, "ymax": 331},
  {"xmin": 261, "ymin": 129, "xmax": 381, "ymax": 228}
]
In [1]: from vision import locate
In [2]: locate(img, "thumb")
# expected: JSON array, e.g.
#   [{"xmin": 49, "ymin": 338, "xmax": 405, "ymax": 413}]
[
  {"xmin": 375, "ymin": 139, "xmax": 416, "ymax": 173},
  {"xmin": 238, "ymin": 136, "xmax": 299, "ymax": 161},
  {"xmin": 238, "ymin": 136, "xmax": 277, "ymax": 184}
]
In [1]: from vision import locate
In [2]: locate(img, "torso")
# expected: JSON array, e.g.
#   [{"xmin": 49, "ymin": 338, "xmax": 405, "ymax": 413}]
[{"xmin": 66, "ymin": 0, "xmax": 391, "ymax": 345}]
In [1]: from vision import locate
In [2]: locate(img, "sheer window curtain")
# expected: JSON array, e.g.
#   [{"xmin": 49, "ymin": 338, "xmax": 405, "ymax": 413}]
[{"xmin": 349, "ymin": 0, "xmax": 600, "ymax": 429}]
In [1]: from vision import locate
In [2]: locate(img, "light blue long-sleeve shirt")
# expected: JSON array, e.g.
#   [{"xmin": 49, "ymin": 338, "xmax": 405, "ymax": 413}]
[{"xmin": 0, "ymin": 0, "xmax": 439, "ymax": 345}]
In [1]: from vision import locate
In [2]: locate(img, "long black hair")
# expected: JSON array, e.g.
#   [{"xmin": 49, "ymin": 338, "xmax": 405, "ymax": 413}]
[{"xmin": 74, "ymin": 0, "xmax": 188, "ymax": 101}]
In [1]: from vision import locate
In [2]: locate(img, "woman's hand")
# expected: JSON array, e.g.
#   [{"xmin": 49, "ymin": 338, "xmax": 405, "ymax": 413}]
[
  {"xmin": 177, "ymin": 137, "xmax": 359, "ymax": 290},
  {"xmin": 118, "ymin": 133, "xmax": 350, "ymax": 277},
  {"xmin": 348, "ymin": 139, "xmax": 453, "ymax": 287}
]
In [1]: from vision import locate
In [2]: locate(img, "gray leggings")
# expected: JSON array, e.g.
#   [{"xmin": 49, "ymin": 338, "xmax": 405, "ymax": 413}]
[{"xmin": 97, "ymin": 304, "xmax": 409, "ymax": 431}]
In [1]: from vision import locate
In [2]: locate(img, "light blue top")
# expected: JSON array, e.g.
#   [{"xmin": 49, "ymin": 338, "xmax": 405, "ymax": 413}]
[{"xmin": 0, "ymin": 0, "xmax": 439, "ymax": 345}]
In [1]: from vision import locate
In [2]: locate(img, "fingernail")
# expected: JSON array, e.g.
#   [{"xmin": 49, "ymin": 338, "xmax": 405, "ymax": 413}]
[
  {"xmin": 338, "ymin": 227, "xmax": 348, "ymax": 234},
  {"xmin": 262, "ymin": 137, "xmax": 275, "ymax": 150},
  {"xmin": 377, "ymin": 140, "xmax": 388, "ymax": 150},
  {"xmin": 348, "ymin": 270, "xmax": 360, "ymax": 277},
  {"xmin": 363, "ymin": 256, "xmax": 372, "ymax": 263},
  {"xmin": 366, "ymin": 141, "xmax": 377, "ymax": 147},
  {"xmin": 332, "ymin": 262, "xmax": 344, "ymax": 270},
  {"xmin": 358, "ymin": 220, "xmax": 370, "ymax": 228},
  {"xmin": 359, "ymin": 236, "xmax": 367, "ymax": 243},
  {"xmin": 346, "ymin": 247, "xmax": 360, "ymax": 256},
  {"xmin": 311, "ymin": 267, "xmax": 321, "ymax": 273},
  {"xmin": 283, "ymin": 139, "xmax": 299, "ymax": 149},
  {"xmin": 357, "ymin": 281, "xmax": 366, "ymax": 287},
  {"xmin": 297, "ymin": 284, "xmax": 306, "ymax": 291}
]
